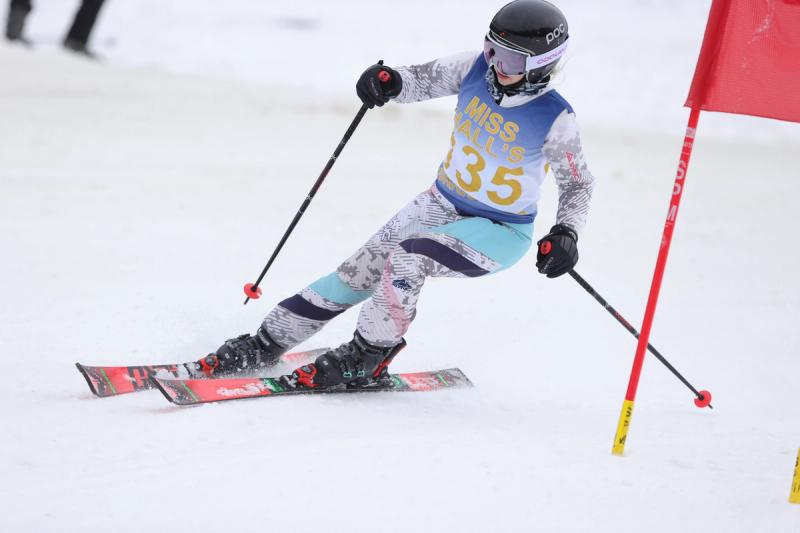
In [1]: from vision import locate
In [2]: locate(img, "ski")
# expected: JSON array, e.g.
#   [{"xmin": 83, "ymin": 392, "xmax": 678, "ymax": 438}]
[
  {"xmin": 152, "ymin": 367, "xmax": 473, "ymax": 406},
  {"xmin": 76, "ymin": 348, "xmax": 329, "ymax": 398}
]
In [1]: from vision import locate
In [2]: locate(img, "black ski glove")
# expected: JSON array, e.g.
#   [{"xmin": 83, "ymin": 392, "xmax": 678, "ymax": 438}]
[
  {"xmin": 536, "ymin": 224, "xmax": 579, "ymax": 278},
  {"xmin": 356, "ymin": 64, "xmax": 402, "ymax": 108}
]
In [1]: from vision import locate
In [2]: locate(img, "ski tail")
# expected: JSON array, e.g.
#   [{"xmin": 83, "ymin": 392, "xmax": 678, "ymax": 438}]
[
  {"xmin": 76, "ymin": 362, "xmax": 104, "ymax": 397},
  {"xmin": 75, "ymin": 362, "xmax": 183, "ymax": 398}
]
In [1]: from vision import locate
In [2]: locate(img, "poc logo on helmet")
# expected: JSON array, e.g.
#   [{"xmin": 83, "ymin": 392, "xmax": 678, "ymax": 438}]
[{"xmin": 546, "ymin": 23, "xmax": 566, "ymax": 44}]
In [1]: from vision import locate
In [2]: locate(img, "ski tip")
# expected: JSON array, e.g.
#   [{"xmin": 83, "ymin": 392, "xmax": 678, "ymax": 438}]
[
  {"xmin": 75, "ymin": 362, "xmax": 103, "ymax": 397},
  {"xmin": 442, "ymin": 368, "xmax": 474, "ymax": 388}
]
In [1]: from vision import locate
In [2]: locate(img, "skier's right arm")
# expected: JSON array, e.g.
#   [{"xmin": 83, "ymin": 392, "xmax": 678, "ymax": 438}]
[
  {"xmin": 394, "ymin": 51, "xmax": 480, "ymax": 103},
  {"xmin": 356, "ymin": 52, "xmax": 480, "ymax": 108}
]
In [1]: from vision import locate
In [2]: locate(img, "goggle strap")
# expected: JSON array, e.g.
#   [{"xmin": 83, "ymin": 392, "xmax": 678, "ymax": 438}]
[{"xmin": 525, "ymin": 40, "xmax": 568, "ymax": 70}]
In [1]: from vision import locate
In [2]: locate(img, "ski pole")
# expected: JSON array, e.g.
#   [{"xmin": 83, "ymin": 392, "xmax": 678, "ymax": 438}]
[
  {"xmin": 568, "ymin": 269, "xmax": 712, "ymax": 409},
  {"xmin": 242, "ymin": 61, "xmax": 393, "ymax": 305}
]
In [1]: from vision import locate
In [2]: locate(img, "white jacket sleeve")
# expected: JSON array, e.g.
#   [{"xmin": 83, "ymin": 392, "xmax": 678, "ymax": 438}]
[
  {"xmin": 542, "ymin": 110, "xmax": 596, "ymax": 235},
  {"xmin": 394, "ymin": 51, "xmax": 481, "ymax": 104}
]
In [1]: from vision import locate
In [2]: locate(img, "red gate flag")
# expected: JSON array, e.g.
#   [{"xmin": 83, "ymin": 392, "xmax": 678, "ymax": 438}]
[{"xmin": 685, "ymin": 0, "xmax": 800, "ymax": 123}]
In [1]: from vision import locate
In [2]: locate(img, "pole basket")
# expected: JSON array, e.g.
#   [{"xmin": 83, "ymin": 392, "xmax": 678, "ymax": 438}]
[
  {"xmin": 693, "ymin": 390, "xmax": 712, "ymax": 408},
  {"xmin": 243, "ymin": 283, "xmax": 262, "ymax": 299}
]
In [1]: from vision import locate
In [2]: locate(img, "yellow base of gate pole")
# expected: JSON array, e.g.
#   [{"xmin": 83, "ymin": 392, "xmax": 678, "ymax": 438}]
[
  {"xmin": 790, "ymin": 448, "xmax": 800, "ymax": 504},
  {"xmin": 612, "ymin": 400, "xmax": 635, "ymax": 456}
]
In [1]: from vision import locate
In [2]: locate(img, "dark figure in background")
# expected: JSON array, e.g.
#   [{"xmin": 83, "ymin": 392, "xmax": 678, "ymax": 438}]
[{"xmin": 5, "ymin": 0, "xmax": 106, "ymax": 56}]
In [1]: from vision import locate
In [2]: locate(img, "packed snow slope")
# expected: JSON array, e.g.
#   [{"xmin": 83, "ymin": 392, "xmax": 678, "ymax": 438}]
[{"xmin": 2, "ymin": 3, "xmax": 800, "ymax": 532}]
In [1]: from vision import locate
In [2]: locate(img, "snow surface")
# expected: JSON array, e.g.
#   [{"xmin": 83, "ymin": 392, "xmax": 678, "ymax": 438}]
[{"xmin": 2, "ymin": 1, "xmax": 800, "ymax": 531}]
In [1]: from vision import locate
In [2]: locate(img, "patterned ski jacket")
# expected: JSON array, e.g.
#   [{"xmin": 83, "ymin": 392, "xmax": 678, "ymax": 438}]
[{"xmin": 395, "ymin": 51, "xmax": 595, "ymax": 234}]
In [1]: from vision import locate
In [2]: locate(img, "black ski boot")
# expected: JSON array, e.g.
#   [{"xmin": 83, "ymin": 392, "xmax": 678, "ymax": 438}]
[
  {"xmin": 196, "ymin": 326, "xmax": 286, "ymax": 377},
  {"xmin": 292, "ymin": 331, "xmax": 406, "ymax": 388}
]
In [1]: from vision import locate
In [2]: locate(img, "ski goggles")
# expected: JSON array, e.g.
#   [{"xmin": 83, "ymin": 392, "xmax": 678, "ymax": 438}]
[{"xmin": 483, "ymin": 32, "xmax": 568, "ymax": 76}]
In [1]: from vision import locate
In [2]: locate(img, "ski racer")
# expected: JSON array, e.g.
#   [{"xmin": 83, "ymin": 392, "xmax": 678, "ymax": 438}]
[{"xmin": 198, "ymin": 0, "xmax": 596, "ymax": 388}]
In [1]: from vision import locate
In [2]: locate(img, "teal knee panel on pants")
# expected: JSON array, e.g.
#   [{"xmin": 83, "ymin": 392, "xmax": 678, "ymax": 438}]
[
  {"xmin": 309, "ymin": 272, "xmax": 373, "ymax": 306},
  {"xmin": 427, "ymin": 218, "xmax": 533, "ymax": 272}
]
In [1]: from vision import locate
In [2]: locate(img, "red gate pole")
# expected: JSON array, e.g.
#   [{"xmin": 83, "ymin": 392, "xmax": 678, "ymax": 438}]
[{"xmin": 612, "ymin": 108, "xmax": 701, "ymax": 456}]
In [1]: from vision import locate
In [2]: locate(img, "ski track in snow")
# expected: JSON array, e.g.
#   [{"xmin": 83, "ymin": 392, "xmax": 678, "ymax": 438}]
[{"xmin": 2, "ymin": 2, "xmax": 800, "ymax": 531}]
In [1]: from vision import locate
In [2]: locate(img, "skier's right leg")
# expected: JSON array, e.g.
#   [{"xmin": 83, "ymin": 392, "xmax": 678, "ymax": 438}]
[{"xmin": 195, "ymin": 326, "xmax": 286, "ymax": 377}]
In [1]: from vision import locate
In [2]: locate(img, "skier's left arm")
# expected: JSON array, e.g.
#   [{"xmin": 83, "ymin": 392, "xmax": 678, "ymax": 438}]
[{"xmin": 536, "ymin": 110, "xmax": 596, "ymax": 278}]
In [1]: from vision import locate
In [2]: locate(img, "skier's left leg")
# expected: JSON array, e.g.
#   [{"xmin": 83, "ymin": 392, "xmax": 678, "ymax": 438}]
[{"xmin": 296, "ymin": 216, "xmax": 533, "ymax": 387}]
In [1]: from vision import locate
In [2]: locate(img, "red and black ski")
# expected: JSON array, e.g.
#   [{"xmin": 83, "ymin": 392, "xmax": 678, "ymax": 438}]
[
  {"xmin": 76, "ymin": 348, "xmax": 329, "ymax": 398},
  {"xmin": 152, "ymin": 368, "xmax": 472, "ymax": 406}
]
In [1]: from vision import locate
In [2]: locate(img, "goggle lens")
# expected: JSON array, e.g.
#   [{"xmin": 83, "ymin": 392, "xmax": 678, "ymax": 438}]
[{"xmin": 483, "ymin": 35, "xmax": 528, "ymax": 76}]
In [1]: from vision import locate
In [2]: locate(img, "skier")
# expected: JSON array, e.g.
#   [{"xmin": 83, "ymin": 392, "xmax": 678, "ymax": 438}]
[{"xmin": 199, "ymin": 0, "xmax": 596, "ymax": 388}]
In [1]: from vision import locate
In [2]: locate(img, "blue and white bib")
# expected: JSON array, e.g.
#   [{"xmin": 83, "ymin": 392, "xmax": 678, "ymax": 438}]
[{"xmin": 435, "ymin": 55, "xmax": 573, "ymax": 224}]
